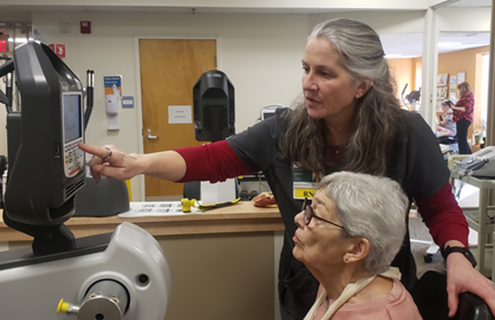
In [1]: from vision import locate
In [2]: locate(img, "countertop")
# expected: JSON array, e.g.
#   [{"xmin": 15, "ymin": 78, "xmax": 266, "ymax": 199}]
[{"xmin": 0, "ymin": 202, "xmax": 283, "ymax": 241}]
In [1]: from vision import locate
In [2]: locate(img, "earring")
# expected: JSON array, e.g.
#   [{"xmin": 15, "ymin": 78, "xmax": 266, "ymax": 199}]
[{"xmin": 355, "ymin": 95, "xmax": 360, "ymax": 98}]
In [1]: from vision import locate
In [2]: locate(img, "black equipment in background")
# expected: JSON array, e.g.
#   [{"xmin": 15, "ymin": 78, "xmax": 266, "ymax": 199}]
[
  {"xmin": 406, "ymin": 87, "xmax": 421, "ymax": 104},
  {"xmin": 83, "ymin": 69, "xmax": 94, "ymax": 129},
  {"xmin": 75, "ymin": 176, "xmax": 130, "ymax": 217},
  {"xmin": 0, "ymin": 58, "xmax": 13, "ymax": 111},
  {"xmin": 401, "ymin": 83, "xmax": 421, "ymax": 112},
  {"xmin": 185, "ymin": 70, "xmax": 237, "ymax": 201},
  {"xmin": 193, "ymin": 70, "xmax": 235, "ymax": 142},
  {"xmin": 0, "ymin": 59, "xmax": 14, "ymax": 210},
  {"xmin": 0, "ymin": 155, "xmax": 6, "ymax": 209}
]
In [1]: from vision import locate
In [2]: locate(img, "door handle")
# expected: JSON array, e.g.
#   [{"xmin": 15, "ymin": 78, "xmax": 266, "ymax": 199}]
[{"xmin": 146, "ymin": 129, "xmax": 158, "ymax": 140}]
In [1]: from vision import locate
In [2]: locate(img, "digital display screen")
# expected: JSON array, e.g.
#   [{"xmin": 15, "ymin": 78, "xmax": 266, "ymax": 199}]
[
  {"xmin": 63, "ymin": 94, "xmax": 82, "ymax": 143},
  {"xmin": 262, "ymin": 111, "xmax": 276, "ymax": 120}
]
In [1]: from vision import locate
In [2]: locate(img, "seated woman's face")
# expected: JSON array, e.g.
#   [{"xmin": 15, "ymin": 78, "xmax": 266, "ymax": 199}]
[{"xmin": 293, "ymin": 190, "xmax": 349, "ymax": 269}]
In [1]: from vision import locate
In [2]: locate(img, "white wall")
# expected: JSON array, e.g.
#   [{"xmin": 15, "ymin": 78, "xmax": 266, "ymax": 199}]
[
  {"xmin": 1, "ymin": 0, "xmax": 445, "ymax": 10},
  {"xmin": 1, "ymin": 7, "xmax": 490, "ymax": 199},
  {"xmin": 437, "ymin": 7, "xmax": 491, "ymax": 31},
  {"xmin": 310, "ymin": 10, "xmax": 426, "ymax": 34},
  {"xmin": 308, "ymin": 7, "xmax": 491, "ymax": 44},
  {"xmin": 0, "ymin": 13, "xmax": 31, "ymax": 162},
  {"xmin": 0, "ymin": 12, "xmax": 31, "ymax": 21}
]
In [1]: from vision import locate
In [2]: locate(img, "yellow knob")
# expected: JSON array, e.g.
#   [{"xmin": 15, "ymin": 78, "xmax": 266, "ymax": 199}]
[
  {"xmin": 181, "ymin": 198, "xmax": 197, "ymax": 212},
  {"xmin": 57, "ymin": 299, "xmax": 70, "ymax": 313}
]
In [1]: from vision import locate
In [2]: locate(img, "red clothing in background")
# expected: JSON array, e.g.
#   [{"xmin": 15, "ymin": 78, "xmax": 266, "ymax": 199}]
[{"xmin": 453, "ymin": 92, "xmax": 474, "ymax": 123}]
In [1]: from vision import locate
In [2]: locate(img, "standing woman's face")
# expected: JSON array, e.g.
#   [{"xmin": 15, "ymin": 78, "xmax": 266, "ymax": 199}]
[{"xmin": 302, "ymin": 38, "xmax": 362, "ymax": 123}]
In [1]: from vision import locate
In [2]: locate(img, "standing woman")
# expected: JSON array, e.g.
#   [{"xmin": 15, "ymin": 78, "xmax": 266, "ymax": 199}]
[
  {"xmin": 451, "ymin": 81, "xmax": 474, "ymax": 154},
  {"xmin": 79, "ymin": 19, "xmax": 495, "ymax": 320}
]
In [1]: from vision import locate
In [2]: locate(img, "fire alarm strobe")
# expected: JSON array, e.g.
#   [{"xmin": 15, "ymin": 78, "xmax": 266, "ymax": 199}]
[{"xmin": 80, "ymin": 21, "xmax": 91, "ymax": 34}]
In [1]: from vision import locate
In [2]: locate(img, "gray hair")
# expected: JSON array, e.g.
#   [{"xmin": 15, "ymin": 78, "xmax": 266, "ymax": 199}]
[
  {"xmin": 280, "ymin": 18, "xmax": 403, "ymax": 176},
  {"xmin": 309, "ymin": 18, "xmax": 388, "ymax": 85},
  {"xmin": 319, "ymin": 172, "xmax": 408, "ymax": 275}
]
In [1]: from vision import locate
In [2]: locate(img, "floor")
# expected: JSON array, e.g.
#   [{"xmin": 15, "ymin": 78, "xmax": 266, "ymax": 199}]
[
  {"xmin": 410, "ymin": 182, "xmax": 481, "ymax": 279},
  {"xmin": 410, "ymin": 214, "xmax": 446, "ymax": 278}
]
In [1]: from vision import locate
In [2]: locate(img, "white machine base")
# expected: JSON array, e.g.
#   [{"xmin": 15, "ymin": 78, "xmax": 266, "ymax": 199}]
[{"xmin": 0, "ymin": 222, "xmax": 170, "ymax": 320}]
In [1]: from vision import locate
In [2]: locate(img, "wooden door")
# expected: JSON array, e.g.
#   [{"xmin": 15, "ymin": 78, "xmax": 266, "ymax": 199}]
[{"xmin": 139, "ymin": 39, "xmax": 216, "ymax": 199}]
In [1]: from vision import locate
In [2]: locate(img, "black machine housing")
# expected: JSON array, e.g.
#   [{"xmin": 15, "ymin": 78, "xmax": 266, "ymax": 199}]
[
  {"xmin": 193, "ymin": 70, "xmax": 235, "ymax": 142},
  {"xmin": 2, "ymin": 42, "xmax": 86, "ymax": 254}
]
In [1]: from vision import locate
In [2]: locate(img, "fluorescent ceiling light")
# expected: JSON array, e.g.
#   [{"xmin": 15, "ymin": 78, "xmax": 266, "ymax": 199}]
[
  {"xmin": 438, "ymin": 42, "xmax": 462, "ymax": 48},
  {"xmin": 385, "ymin": 54, "xmax": 419, "ymax": 59},
  {"xmin": 465, "ymin": 43, "xmax": 490, "ymax": 47},
  {"xmin": 8, "ymin": 38, "xmax": 34, "ymax": 43}
]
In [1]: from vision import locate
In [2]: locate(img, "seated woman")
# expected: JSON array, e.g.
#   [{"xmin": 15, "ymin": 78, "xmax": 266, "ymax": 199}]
[
  {"xmin": 436, "ymin": 100, "xmax": 457, "ymax": 138},
  {"xmin": 293, "ymin": 172, "xmax": 422, "ymax": 320}
]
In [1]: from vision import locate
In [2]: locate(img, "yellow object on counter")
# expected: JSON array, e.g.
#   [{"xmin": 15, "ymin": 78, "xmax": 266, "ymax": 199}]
[
  {"xmin": 125, "ymin": 180, "xmax": 132, "ymax": 202},
  {"xmin": 181, "ymin": 198, "xmax": 241, "ymax": 212}
]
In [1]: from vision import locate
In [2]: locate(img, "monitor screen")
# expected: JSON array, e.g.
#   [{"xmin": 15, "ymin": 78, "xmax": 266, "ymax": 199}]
[
  {"xmin": 63, "ymin": 93, "xmax": 82, "ymax": 143},
  {"xmin": 261, "ymin": 110, "xmax": 276, "ymax": 120}
]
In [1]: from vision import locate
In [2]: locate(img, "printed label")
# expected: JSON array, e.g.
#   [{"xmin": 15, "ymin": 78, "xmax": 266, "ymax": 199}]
[{"xmin": 293, "ymin": 165, "xmax": 321, "ymax": 200}]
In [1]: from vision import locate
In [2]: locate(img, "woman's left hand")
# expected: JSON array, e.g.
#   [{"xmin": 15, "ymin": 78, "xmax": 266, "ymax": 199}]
[{"xmin": 446, "ymin": 251, "xmax": 495, "ymax": 317}]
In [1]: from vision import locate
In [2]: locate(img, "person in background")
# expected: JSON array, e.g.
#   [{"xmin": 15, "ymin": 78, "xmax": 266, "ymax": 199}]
[
  {"xmin": 79, "ymin": 18, "xmax": 495, "ymax": 320},
  {"xmin": 294, "ymin": 172, "xmax": 421, "ymax": 320},
  {"xmin": 436, "ymin": 100, "xmax": 456, "ymax": 138},
  {"xmin": 451, "ymin": 81, "xmax": 474, "ymax": 154}
]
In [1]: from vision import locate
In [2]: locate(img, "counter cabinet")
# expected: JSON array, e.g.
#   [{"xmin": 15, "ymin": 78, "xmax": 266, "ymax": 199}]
[
  {"xmin": 0, "ymin": 202, "xmax": 284, "ymax": 320},
  {"xmin": 0, "ymin": 202, "xmax": 283, "ymax": 241}
]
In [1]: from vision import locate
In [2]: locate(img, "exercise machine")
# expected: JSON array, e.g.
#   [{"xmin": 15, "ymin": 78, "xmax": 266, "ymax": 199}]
[
  {"xmin": 401, "ymin": 83, "xmax": 421, "ymax": 112},
  {"xmin": 0, "ymin": 41, "xmax": 170, "ymax": 319}
]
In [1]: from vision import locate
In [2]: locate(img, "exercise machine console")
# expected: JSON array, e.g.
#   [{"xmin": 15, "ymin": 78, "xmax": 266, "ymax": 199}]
[{"xmin": 0, "ymin": 41, "xmax": 170, "ymax": 320}]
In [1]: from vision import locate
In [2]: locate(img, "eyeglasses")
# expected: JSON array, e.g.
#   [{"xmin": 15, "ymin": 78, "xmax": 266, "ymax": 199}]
[{"xmin": 302, "ymin": 197, "xmax": 344, "ymax": 229}]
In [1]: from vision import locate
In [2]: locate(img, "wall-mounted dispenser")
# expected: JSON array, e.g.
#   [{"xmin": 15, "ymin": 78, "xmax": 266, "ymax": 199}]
[{"xmin": 105, "ymin": 84, "xmax": 120, "ymax": 130}]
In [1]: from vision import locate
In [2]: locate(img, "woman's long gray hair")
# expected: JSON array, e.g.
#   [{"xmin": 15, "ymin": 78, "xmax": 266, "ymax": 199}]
[
  {"xmin": 319, "ymin": 172, "xmax": 408, "ymax": 275},
  {"xmin": 280, "ymin": 18, "xmax": 404, "ymax": 175}
]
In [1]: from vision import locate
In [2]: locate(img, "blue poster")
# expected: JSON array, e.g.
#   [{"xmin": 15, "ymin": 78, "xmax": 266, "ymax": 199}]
[{"xmin": 104, "ymin": 76, "xmax": 122, "ymax": 96}]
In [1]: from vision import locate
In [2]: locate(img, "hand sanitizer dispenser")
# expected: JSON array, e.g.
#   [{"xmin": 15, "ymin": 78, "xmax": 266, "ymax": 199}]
[{"xmin": 105, "ymin": 84, "xmax": 120, "ymax": 130}]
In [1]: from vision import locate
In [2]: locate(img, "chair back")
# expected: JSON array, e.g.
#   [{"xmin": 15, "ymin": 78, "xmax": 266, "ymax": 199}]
[{"xmin": 411, "ymin": 270, "xmax": 494, "ymax": 320}]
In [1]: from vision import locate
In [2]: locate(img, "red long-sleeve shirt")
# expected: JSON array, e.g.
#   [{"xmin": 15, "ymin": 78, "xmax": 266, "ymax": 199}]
[{"xmin": 176, "ymin": 140, "xmax": 469, "ymax": 249}]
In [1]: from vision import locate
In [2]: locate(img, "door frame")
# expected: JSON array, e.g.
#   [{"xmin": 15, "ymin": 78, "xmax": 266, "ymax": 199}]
[{"xmin": 133, "ymin": 35, "xmax": 222, "ymax": 201}]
